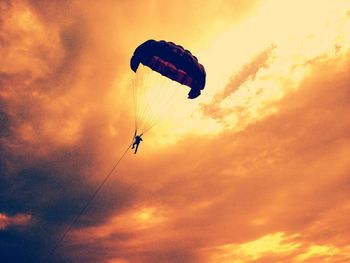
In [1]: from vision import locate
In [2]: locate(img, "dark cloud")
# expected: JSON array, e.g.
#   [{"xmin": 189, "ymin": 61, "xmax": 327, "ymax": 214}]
[
  {"xmin": 0, "ymin": 1, "xmax": 135, "ymax": 262},
  {"xmin": 0, "ymin": 139, "xmax": 138, "ymax": 262},
  {"xmin": 70, "ymin": 241, "xmax": 200, "ymax": 263}
]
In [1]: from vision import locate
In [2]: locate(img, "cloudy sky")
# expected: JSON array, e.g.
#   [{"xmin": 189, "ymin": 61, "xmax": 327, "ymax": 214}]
[{"xmin": 1, "ymin": 0, "xmax": 350, "ymax": 262}]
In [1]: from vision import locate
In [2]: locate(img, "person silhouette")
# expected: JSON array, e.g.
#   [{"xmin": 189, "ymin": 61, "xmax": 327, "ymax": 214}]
[{"xmin": 131, "ymin": 134, "xmax": 143, "ymax": 154}]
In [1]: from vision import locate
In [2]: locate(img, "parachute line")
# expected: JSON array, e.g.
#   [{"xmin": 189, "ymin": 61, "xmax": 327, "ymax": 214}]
[
  {"xmin": 43, "ymin": 143, "xmax": 132, "ymax": 263},
  {"xmin": 132, "ymin": 65, "xmax": 180, "ymax": 134}
]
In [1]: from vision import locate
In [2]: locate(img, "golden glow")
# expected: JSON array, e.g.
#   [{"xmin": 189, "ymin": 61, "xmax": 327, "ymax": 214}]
[
  {"xmin": 239, "ymin": 233, "xmax": 299, "ymax": 257},
  {"xmin": 195, "ymin": 0, "xmax": 350, "ymax": 133},
  {"xmin": 132, "ymin": 206, "xmax": 167, "ymax": 228},
  {"xmin": 208, "ymin": 233, "xmax": 300, "ymax": 262},
  {"xmin": 296, "ymin": 245, "xmax": 340, "ymax": 262},
  {"xmin": 106, "ymin": 260, "xmax": 129, "ymax": 263}
]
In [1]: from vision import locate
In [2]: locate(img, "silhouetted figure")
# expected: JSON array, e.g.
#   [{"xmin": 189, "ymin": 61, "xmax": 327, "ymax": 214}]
[{"xmin": 131, "ymin": 134, "xmax": 143, "ymax": 154}]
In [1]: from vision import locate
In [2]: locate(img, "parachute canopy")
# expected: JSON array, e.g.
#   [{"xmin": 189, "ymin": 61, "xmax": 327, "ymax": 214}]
[{"xmin": 130, "ymin": 39, "xmax": 206, "ymax": 99}]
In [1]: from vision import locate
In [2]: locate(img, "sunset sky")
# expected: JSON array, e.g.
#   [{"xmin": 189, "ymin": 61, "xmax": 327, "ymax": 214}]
[{"xmin": 1, "ymin": 0, "xmax": 350, "ymax": 262}]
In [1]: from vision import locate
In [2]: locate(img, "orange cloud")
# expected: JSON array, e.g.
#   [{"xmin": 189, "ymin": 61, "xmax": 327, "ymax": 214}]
[{"xmin": 0, "ymin": 213, "xmax": 32, "ymax": 229}]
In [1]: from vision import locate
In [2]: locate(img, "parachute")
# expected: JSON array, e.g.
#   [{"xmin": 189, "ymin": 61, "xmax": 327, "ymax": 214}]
[
  {"xmin": 131, "ymin": 40, "xmax": 206, "ymax": 99},
  {"xmin": 130, "ymin": 39, "xmax": 206, "ymax": 134}
]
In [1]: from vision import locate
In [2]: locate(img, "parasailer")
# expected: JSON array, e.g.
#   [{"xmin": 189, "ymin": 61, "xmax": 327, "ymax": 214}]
[
  {"xmin": 131, "ymin": 134, "xmax": 143, "ymax": 154},
  {"xmin": 130, "ymin": 39, "xmax": 206, "ymax": 153}
]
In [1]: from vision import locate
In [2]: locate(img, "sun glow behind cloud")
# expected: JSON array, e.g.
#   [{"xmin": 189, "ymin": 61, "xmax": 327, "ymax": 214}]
[
  {"xmin": 149, "ymin": 0, "xmax": 350, "ymax": 140},
  {"xmin": 106, "ymin": 0, "xmax": 350, "ymax": 146}
]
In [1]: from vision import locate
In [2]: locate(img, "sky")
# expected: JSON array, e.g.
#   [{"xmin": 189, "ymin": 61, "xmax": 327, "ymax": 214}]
[{"xmin": 1, "ymin": 0, "xmax": 350, "ymax": 262}]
